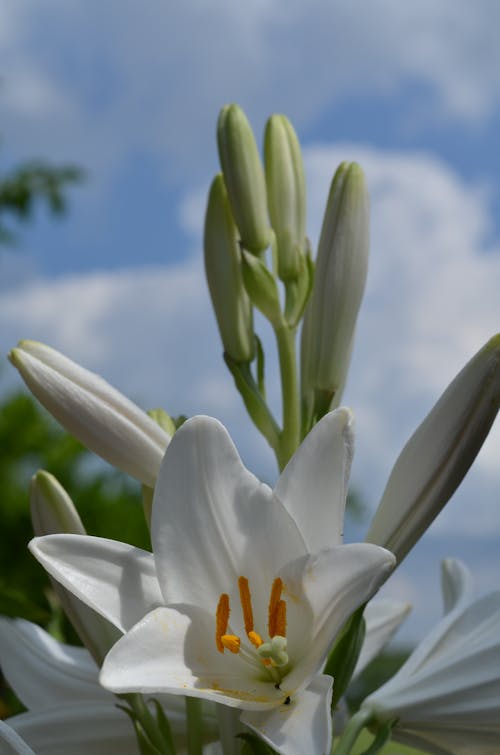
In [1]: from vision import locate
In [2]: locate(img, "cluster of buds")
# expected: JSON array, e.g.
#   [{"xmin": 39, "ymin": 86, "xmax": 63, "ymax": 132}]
[{"xmin": 205, "ymin": 104, "xmax": 370, "ymax": 466}]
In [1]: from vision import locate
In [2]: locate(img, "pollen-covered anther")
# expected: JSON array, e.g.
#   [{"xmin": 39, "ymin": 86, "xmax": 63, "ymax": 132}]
[
  {"xmin": 248, "ymin": 630, "xmax": 263, "ymax": 648},
  {"xmin": 221, "ymin": 634, "xmax": 241, "ymax": 654},
  {"xmin": 216, "ymin": 593, "xmax": 230, "ymax": 653},
  {"xmin": 268, "ymin": 578, "xmax": 286, "ymax": 638}
]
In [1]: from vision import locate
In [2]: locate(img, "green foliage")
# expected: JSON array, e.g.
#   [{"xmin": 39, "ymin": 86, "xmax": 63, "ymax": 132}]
[
  {"xmin": 0, "ymin": 387, "xmax": 150, "ymax": 628},
  {"xmin": 0, "ymin": 159, "xmax": 83, "ymax": 245}
]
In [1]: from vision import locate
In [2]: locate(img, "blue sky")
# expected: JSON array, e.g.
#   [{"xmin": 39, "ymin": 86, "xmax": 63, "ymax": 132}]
[{"xmin": 2, "ymin": 0, "xmax": 500, "ymax": 643}]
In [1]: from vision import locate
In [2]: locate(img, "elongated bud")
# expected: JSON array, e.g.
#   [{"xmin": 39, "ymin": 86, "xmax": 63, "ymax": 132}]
[
  {"xmin": 366, "ymin": 335, "xmax": 500, "ymax": 562},
  {"xmin": 9, "ymin": 341, "xmax": 169, "ymax": 487},
  {"xmin": 301, "ymin": 162, "xmax": 369, "ymax": 425},
  {"xmin": 217, "ymin": 104, "xmax": 271, "ymax": 254},
  {"xmin": 204, "ymin": 174, "xmax": 255, "ymax": 363},
  {"xmin": 30, "ymin": 471, "xmax": 120, "ymax": 663},
  {"xmin": 241, "ymin": 249, "xmax": 283, "ymax": 328},
  {"xmin": 264, "ymin": 114, "xmax": 306, "ymax": 280}
]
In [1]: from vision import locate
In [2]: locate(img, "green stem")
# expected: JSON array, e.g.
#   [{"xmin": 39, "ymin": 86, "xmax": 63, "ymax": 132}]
[
  {"xmin": 216, "ymin": 703, "xmax": 242, "ymax": 755},
  {"xmin": 332, "ymin": 708, "xmax": 375, "ymax": 755},
  {"xmin": 185, "ymin": 698, "xmax": 203, "ymax": 755},
  {"xmin": 274, "ymin": 323, "xmax": 300, "ymax": 470},
  {"xmin": 125, "ymin": 694, "xmax": 172, "ymax": 754}
]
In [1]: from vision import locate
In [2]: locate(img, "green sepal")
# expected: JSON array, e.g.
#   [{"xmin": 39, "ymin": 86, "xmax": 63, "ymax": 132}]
[
  {"xmin": 359, "ymin": 720, "xmax": 394, "ymax": 755},
  {"xmin": 147, "ymin": 408, "xmax": 176, "ymax": 436},
  {"xmin": 224, "ymin": 353, "xmax": 280, "ymax": 451},
  {"xmin": 241, "ymin": 250, "xmax": 283, "ymax": 328},
  {"xmin": 151, "ymin": 699, "xmax": 176, "ymax": 755},
  {"xmin": 324, "ymin": 604, "xmax": 366, "ymax": 710},
  {"xmin": 238, "ymin": 732, "xmax": 276, "ymax": 754}
]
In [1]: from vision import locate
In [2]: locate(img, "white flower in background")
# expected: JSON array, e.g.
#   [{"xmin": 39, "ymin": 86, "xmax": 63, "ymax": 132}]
[
  {"xmin": 9, "ymin": 340, "xmax": 170, "ymax": 487},
  {"xmin": 362, "ymin": 559, "xmax": 500, "ymax": 755},
  {"xmin": 30, "ymin": 410, "xmax": 395, "ymax": 755},
  {"xmin": 0, "ymin": 618, "xmax": 219, "ymax": 755}
]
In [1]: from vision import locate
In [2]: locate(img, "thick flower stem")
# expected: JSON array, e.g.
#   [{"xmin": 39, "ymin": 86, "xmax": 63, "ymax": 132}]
[
  {"xmin": 274, "ymin": 323, "xmax": 300, "ymax": 471},
  {"xmin": 185, "ymin": 698, "xmax": 203, "ymax": 755},
  {"xmin": 332, "ymin": 708, "xmax": 375, "ymax": 755}
]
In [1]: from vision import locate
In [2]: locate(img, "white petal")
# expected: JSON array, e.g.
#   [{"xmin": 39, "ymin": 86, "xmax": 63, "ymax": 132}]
[
  {"xmin": 7, "ymin": 702, "xmax": 139, "ymax": 755},
  {"xmin": 0, "ymin": 618, "xmax": 108, "ymax": 710},
  {"xmin": 366, "ymin": 335, "xmax": 500, "ymax": 563},
  {"xmin": 441, "ymin": 558, "xmax": 474, "ymax": 615},
  {"xmin": 101, "ymin": 606, "xmax": 283, "ymax": 710},
  {"xmin": 10, "ymin": 340, "xmax": 169, "ymax": 486},
  {"xmin": 29, "ymin": 534, "xmax": 164, "ymax": 632},
  {"xmin": 274, "ymin": 408, "xmax": 354, "ymax": 550},
  {"xmin": 282, "ymin": 544, "xmax": 395, "ymax": 692},
  {"xmin": 151, "ymin": 416, "xmax": 307, "ymax": 611},
  {"xmin": 0, "ymin": 721, "xmax": 36, "ymax": 755},
  {"xmin": 241, "ymin": 675, "xmax": 333, "ymax": 755},
  {"xmin": 352, "ymin": 599, "xmax": 411, "ymax": 679}
]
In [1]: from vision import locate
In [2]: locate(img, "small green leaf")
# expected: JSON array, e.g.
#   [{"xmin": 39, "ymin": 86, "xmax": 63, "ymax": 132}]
[
  {"xmin": 324, "ymin": 604, "xmax": 366, "ymax": 710},
  {"xmin": 238, "ymin": 732, "xmax": 276, "ymax": 754}
]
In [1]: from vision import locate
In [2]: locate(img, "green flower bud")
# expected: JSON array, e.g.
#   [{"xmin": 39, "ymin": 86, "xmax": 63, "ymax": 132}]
[
  {"xmin": 204, "ymin": 174, "xmax": 255, "ymax": 363},
  {"xmin": 147, "ymin": 407, "xmax": 177, "ymax": 437},
  {"xmin": 241, "ymin": 249, "xmax": 283, "ymax": 328},
  {"xmin": 301, "ymin": 162, "xmax": 369, "ymax": 424},
  {"xmin": 264, "ymin": 114, "xmax": 306, "ymax": 280},
  {"xmin": 30, "ymin": 471, "xmax": 120, "ymax": 663},
  {"xmin": 217, "ymin": 104, "xmax": 271, "ymax": 254}
]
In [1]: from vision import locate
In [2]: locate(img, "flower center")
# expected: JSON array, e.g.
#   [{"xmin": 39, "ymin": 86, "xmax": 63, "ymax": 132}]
[{"xmin": 215, "ymin": 576, "xmax": 289, "ymax": 682}]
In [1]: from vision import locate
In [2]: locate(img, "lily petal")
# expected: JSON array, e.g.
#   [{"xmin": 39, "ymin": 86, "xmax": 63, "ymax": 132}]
[
  {"xmin": 441, "ymin": 558, "xmax": 474, "ymax": 615},
  {"xmin": 241, "ymin": 674, "xmax": 333, "ymax": 755},
  {"xmin": 7, "ymin": 702, "xmax": 139, "ymax": 755},
  {"xmin": 281, "ymin": 544, "xmax": 396, "ymax": 692},
  {"xmin": 353, "ymin": 599, "xmax": 411, "ymax": 679},
  {"xmin": 29, "ymin": 534, "xmax": 164, "ymax": 632},
  {"xmin": 9, "ymin": 340, "xmax": 169, "ymax": 486},
  {"xmin": 100, "ymin": 606, "xmax": 284, "ymax": 710},
  {"xmin": 0, "ymin": 721, "xmax": 36, "ymax": 755},
  {"xmin": 274, "ymin": 408, "xmax": 354, "ymax": 550},
  {"xmin": 0, "ymin": 618, "xmax": 107, "ymax": 710},
  {"xmin": 151, "ymin": 415, "xmax": 307, "ymax": 611}
]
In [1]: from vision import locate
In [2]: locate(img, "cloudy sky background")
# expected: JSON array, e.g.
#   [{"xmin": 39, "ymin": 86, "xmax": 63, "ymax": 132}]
[{"xmin": 1, "ymin": 0, "xmax": 500, "ymax": 643}]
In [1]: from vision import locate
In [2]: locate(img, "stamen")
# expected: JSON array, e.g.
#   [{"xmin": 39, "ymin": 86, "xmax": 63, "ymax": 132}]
[
  {"xmin": 238, "ymin": 576, "xmax": 254, "ymax": 635},
  {"xmin": 248, "ymin": 630, "xmax": 263, "ymax": 648},
  {"xmin": 221, "ymin": 634, "xmax": 241, "ymax": 654},
  {"xmin": 216, "ymin": 593, "xmax": 230, "ymax": 653},
  {"xmin": 274, "ymin": 600, "xmax": 287, "ymax": 638},
  {"xmin": 268, "ymin": 578, "xmax": 284, "ymax": 637}
]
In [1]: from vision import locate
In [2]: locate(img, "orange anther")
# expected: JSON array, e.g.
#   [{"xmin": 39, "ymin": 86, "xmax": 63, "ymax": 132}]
[
  {"xmin": 221, "ymin": 634, "xmax": 241, "ymax": 654},
  {"xmin": 268, "ymin": 578, "xmax": 284, "ymax": 637},
  {"xmin": 274, "ymin": 600, "xmax": 287, "ymax": 638},
  {"xmin": 216, "ymin": 593, "xmax": 230, "ymax": 653},
  {"xmin": 238, "ymin": 576, "xmax": 255, "ymax": 635},
  {"xmin": 248, "ymin": 630, "xmax": 263, "ymax": 648}
]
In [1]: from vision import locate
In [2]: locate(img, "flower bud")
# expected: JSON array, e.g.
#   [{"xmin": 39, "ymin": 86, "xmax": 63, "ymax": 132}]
[
  {"xmin": 30, "ymin": 471, "xmax": 120, "ymax": 663},
  {"xmin": 217, "ymin": 104, "xmax": 271, "ymax": 254},
  {"xmin": 264, "ymin": 114, "xmax": 306, "ymax": 280},
  {"xmin": 241, "ymin": 249, "xmax": 283, "ymax": 328},
  {"xmin": 9, "ymin": 341, "xmax": 169, "ymax": 487},
  {"xmin": 366, "ymin": 335, "xmax": 500, "ymax": 562},
  {"xmin": 204, "ymin": 174, "xmax": 255, "ymax": 363},
  {"xmin": 300, "ymin": 162, "xmax": 369, "ymax": 425}
]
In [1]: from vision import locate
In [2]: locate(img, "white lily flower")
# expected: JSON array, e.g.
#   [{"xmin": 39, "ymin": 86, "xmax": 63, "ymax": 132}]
[
  {"xmin": 9, "ymin": 340, "xmax": 170, "ymax": 487},
  {"xmin": 366, "ymin": 334, "xmax": 500, "ymax": 562},
  {"xmin": 30, "ymin": 409, "xmax": 395, "ymax": 755},
  {"xmin": 0, "ymin": 617, "xmax": 219, "ymax": 755},
  {"xmin": 0, "ymin": 721, "xmax": 36, "ymax": 755},
  {"xmin": 362, "ymin": 559, "xmax": 500, "ymax": 754}
]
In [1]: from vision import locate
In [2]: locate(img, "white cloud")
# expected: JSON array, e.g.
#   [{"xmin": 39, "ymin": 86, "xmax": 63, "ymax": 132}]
[{"xmin": 2, "ymin": 0, "xmax": 500, "ymax": 185}]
